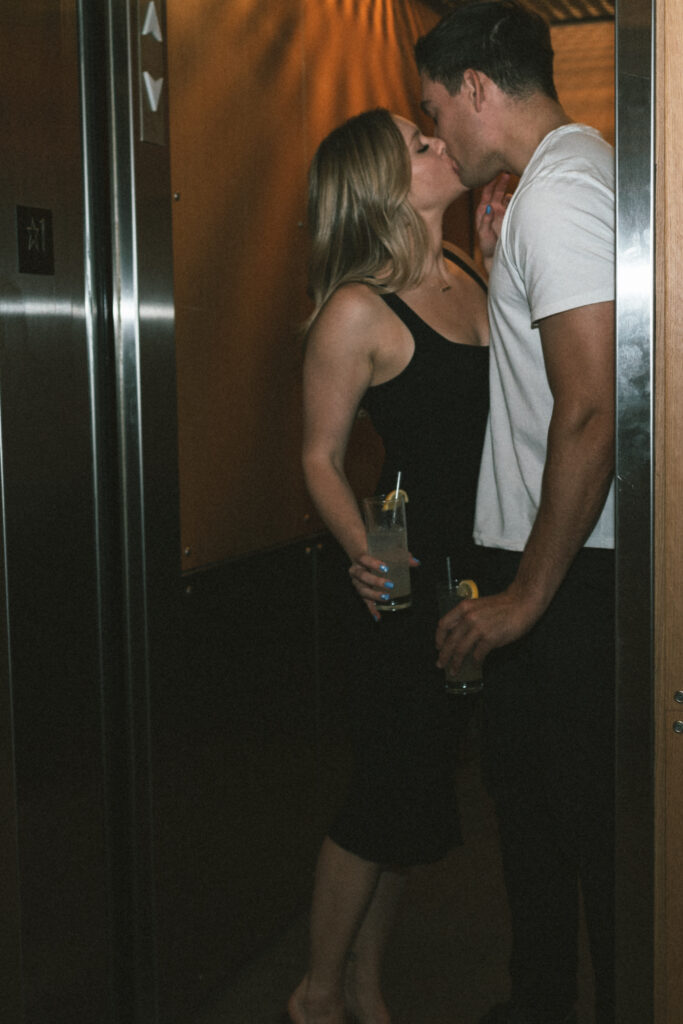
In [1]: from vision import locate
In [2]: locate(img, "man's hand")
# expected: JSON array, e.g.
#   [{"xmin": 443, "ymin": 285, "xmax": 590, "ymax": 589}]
[{"xmin": 435, "ymin": 581, "xmax": 544, "ymax": 677}]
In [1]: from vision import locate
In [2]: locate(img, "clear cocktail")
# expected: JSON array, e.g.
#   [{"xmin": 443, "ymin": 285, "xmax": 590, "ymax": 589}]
[
  {"xmin": 437, "ymin": 578, "xmax": 484, "ymax": 695},
  {"xmin": 362, "ymin": 493, "xmax": 411, "ymax": 611}
]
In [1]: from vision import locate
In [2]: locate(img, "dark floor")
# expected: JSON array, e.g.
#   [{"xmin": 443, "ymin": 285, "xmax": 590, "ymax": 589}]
[{"xmin": 190, "ymin": 725, "xmax": 596, "ymax": 1024}]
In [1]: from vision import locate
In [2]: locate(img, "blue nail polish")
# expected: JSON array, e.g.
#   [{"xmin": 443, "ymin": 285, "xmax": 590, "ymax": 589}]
[
  {"xmin": 379, "ymin": 563, "xmax": 389, "ymax": 573},
  {"xmin": 380, "ymin": 593, "xmax": 390, "ymax": 602},
  {"xmin": 413, "ymin": 558, "xmax": 421, "ymax": 566},
  {"xmin": 485, "ymin": 204, "xmax": 492, "ymax": 215},
  {"xmin": 384, "ymin": 580, "xmax": 395, "ymax": 590}
]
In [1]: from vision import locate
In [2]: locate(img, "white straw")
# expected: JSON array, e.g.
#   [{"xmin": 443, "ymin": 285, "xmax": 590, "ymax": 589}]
[{"xmin": 391, "ymin": 471, "xmax": 402, "ymax": 524}]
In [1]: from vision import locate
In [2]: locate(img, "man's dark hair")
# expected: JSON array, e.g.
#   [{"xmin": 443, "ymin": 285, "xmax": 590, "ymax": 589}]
[{"xmin": 415, "ymin": 1, "xmax": 558, "ymax": 101}]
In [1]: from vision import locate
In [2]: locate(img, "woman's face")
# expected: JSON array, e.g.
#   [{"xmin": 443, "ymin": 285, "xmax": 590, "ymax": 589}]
[{"xmin": 392, "ymin": 115, "xmax": 467, "ymax": 213}]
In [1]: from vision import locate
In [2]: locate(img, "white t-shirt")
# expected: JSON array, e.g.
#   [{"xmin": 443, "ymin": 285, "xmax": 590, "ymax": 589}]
[{"xmin": 473, "ymin": 124, "xmax": 615, "ymax": 552}]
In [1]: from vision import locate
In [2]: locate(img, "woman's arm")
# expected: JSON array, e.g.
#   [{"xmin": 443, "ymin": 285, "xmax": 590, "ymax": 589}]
[
  {"xmin": 302, "ymin": 287, "xmax": 396, "ymax": 619},
  {"xmin": 475, "ymin": 172, "xmax": 512, "ymax": 273}
]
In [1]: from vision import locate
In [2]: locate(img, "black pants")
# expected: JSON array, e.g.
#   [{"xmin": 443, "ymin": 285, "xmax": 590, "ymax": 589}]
[{"xmin": 480, "ymin": 547, "xmax": 615, "ymax": 1023}]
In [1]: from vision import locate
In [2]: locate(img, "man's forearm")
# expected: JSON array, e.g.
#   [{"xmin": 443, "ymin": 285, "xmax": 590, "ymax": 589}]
[{"xmin": 511, "ymin": 409, "xmax": 614, "ymax": 620}]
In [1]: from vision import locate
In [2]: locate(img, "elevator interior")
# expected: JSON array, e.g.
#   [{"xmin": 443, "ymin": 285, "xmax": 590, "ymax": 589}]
[{"xmin": 0, "ymin": 1, "xmax": 660, "ymax": 1023}]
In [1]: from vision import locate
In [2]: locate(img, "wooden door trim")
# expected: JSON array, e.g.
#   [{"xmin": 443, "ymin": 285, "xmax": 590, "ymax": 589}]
[{"xmin": 655, "ymin": 1, "xmax": 683, "ymax": 1018}]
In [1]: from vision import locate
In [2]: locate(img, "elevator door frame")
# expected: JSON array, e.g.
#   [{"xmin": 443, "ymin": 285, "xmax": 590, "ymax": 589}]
[{"xmin": 614, "ymin": 0, "xmax": 656, "ymax": 1020}]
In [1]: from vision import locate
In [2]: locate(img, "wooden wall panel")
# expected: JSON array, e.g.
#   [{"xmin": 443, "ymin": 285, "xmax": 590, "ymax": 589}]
[
  {"xmin": 553, "ymin": 20, "xmax": 615, "ymax": 144},
  {"xmin": 168, "ymin": 0, "xmax": 447, "ymax": 568},
  {"xmin": 655, "ymin": 1, "xmax": 683, "ymax": 1018}
]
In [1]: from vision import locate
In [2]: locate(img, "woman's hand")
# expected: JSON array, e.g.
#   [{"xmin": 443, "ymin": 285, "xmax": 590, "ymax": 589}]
[
  {"xmin": 475, "ymin": 172, "xmax": 513, "ymax": 270},
  {"xmin": 349, "ymin": 552, "xmax": 420, "ymax": 621}
]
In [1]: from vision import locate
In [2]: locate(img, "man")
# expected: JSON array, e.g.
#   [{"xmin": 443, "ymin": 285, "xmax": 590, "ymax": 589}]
[{"xmin": 415, "ymin": 4, "xmax": 615, "ymax": 1024}]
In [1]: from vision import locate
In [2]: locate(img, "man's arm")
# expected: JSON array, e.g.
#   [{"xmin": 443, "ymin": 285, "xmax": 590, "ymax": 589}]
[{"xmin": 436, "ymin": 299, "xmax": 614, "ymax": 672}]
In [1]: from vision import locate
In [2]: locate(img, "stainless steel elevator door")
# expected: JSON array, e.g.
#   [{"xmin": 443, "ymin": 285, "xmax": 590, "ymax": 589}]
[{"xmin": 0, "ymin": 1, "xmax": 114, "ymax": 1020}]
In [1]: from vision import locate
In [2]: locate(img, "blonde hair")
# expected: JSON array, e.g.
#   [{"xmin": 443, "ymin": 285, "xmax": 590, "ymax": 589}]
[{"xmin": 306, "ymin": 109, "xmax": 430, "ymax": 329}]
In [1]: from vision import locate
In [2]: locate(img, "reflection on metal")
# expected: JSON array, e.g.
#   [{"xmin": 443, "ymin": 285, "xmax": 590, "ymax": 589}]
[
  {"xmin": 0, "ymin": 297, "xmax": 79, "ymax": 318},
  {"xmin": 615, "ymin": 0, "xmax": 655, "ymax": 1020},
  {"xmin": 107, "ymin": 0, "xmax": 179, "ymax": 1016},
  {"xmin": 1, "ymin": 0, "xmax": 116, "ymax": 1015},
  {"xmin": 107, "ymin": 0, "xmax": 158, "ymax": 1014}
]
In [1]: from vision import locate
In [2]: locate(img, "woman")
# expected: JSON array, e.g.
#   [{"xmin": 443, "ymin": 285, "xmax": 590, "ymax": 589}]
[{"xmin": 288, "ymin": 109, "xmax": 500, "ymax": 1024}]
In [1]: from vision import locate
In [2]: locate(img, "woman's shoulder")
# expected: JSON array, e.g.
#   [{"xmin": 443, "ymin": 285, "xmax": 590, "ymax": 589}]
[
  {"xmin": 311, "ymin": 282, "xmax": 394, "ymax": 341},
  {"xmin": 325, "ymin": 281, "xmax": 388, "ymax": 313}
]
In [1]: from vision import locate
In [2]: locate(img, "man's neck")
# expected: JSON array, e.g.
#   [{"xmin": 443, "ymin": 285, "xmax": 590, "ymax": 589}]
[{"xmin": 500, "ymin": 95, "xmax": 572, "ymax": 177}]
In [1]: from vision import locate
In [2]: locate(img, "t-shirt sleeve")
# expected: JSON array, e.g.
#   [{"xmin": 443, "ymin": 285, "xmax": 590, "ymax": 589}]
[{"xmin": 506, "ymin": 171, "xmax": 615, "ymax": 326}]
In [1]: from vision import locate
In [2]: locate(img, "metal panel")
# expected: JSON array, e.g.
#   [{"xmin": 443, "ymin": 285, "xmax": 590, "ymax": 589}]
[
  {"xmin": 0, "ymin": 1, "xmax": 114, "ymax": 1021},
  {"xmin": 615, "ymin": 0, "xmax": 656, "ymax": 1020},
  {"xmin": 106, "ymin": 0, "xmax": 180, "ymax": 1019},
  {"xmin": 0, "ymin": 1, "xmax": 180, "ymax": 1020},
  {"xmin": 0, "ymin": 458, "xmax": 22, "ymax": 1022}
]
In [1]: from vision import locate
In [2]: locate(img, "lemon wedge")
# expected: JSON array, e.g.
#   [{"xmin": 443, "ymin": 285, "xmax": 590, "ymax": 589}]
[
  {"xmin": 382, "ymin": 488, "xmax": 409, "ymax": 510},
  {"xmin": 456, "ymin": 579, "xmax": 479, "ymax": 600}
]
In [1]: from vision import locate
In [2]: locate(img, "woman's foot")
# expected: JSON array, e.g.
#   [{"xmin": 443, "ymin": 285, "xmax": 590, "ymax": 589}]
[
  {"xmin": 287, "ymin": 975, "xmax": 347, "ymax": 1024},
  {"xmin": 344, "ymin": 954, "xmax": 392, "ymax": 1024}
]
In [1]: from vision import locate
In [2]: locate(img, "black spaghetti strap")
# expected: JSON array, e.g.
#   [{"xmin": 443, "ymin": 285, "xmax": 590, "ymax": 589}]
[{"xmin": 444, "ymin": 248, "xmax": 488, "ymax": 294}]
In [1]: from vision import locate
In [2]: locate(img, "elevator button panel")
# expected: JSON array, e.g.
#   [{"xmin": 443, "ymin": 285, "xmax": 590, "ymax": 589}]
[
  {"xmin": 16, "ymin": 206, "xmax": 54, "ymax": 275},
  {"xmin": 138, "ymin": 0, "xmax": 166, "ymax": 145}
]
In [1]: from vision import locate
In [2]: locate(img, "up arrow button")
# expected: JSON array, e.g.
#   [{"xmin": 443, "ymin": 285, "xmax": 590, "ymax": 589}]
[{"xmin": 142, "ymin": 1, "xmax": 163, "ymax": 42}]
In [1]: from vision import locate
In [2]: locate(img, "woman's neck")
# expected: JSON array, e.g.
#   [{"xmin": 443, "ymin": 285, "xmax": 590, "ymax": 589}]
[{"xmin": 421, "ymin": 219, "xmax": 450, "ymax": 292}]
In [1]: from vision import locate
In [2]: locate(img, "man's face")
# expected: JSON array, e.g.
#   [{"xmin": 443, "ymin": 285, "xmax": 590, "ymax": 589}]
[{"xmin": 420, "ymin": 74, "xmax": 498, "ymax": 190}]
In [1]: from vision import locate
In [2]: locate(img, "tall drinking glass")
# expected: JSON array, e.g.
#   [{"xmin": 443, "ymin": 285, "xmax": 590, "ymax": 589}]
[
  {"xmin": 437, "ymin": 576, "xmax": 483, "ymax": 695},
  {"xmin": 362, "ymin": 493, "xmax": 411, "ymax": 611}
]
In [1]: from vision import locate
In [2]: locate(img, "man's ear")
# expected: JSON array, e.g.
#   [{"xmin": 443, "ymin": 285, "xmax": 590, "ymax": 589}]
[{"xmin": 462, "ymin": 68, "xmax": 487, "ymax": 113}]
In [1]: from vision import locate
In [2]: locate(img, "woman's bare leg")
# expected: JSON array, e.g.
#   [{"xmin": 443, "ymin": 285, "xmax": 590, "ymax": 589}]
[
  {"xmin": 288, "ymin": 836, "xmax": 381, "ymax": 1024},
  {"xmin": 345, "ymin": 868, "xmax": 407, "ymax": 1024}
]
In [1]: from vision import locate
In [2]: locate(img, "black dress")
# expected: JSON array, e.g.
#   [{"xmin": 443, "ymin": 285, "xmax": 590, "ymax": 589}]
[{"xmin": 328, "ymin": 251, "xmax": 490, "ymax": 867}]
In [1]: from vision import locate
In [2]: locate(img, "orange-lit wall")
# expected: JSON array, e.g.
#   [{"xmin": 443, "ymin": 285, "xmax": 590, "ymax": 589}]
[
  {"xmin": 554, "ymin": 20, "xmax": 614, "ymax": 145},
  {"xmin": 168, "ymin": 3, "xmax": 614, "ymax": 570},
  {"xmin": 168, "ymin": 0, "xmax": 443, "ymax": 569}
]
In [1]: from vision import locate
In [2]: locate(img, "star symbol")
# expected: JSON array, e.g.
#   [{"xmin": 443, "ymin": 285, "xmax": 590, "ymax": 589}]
[{"xmin": 26, "ymin": 217, "xmax": 43, "ymax": 253}]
